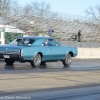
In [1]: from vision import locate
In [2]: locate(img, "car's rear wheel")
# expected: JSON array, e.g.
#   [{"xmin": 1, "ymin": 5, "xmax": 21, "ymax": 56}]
[
  {"xmin": 62, "ymin": 53, "xmax": 72, "ymax": 66},
  {"xmin": 5, "ymin": 58, "xmax": 15, "ymax": 65},
  {"xmin": 30, "ymin": 54, "xmax": 41, "ymax": 67}
]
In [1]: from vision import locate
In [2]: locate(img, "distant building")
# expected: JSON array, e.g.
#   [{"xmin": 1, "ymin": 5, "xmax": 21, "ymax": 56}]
[{"xmin": 0, "ymin": 25, "xmax": 25, "ymax": 44}]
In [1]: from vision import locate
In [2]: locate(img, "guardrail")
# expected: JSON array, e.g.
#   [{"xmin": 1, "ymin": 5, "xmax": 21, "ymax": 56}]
[{"xmin": 76, "ymin": 48, "xmax": 100, "ymax": 59}]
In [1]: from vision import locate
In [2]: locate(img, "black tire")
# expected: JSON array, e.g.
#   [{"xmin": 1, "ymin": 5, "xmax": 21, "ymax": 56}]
[
  {"xmin": 41, "ymin": 62, "xmax": 46, "ymax": 65},
  {"xmin": 30, "ymin": 54, "xmax": 41, "ymax": 67},
  {"xmin": 5, "ymin": 58, "xmax": 15, "ymax": 65},
  {"xmin": 62, "ymin": 53, "xmax": 72, "ymax": 66}
]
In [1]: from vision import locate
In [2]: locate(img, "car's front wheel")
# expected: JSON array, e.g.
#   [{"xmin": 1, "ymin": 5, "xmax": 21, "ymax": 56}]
[
  {"xmin": 30, "ymin": 54, "xmax": 42, "ymax": 67},
  {"xmin": 5, "ymin": 58, "xmax": 15, "ymax": 65},
  {"xmin": 62, "ymin": 53, "xmax": 72, "ymax": 66}
]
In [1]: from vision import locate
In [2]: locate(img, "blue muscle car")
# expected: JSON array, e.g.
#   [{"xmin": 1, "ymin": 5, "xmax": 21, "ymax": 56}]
[{"xmin": 0, "ymin": 36, "xmax": 77, "ymax": 67}]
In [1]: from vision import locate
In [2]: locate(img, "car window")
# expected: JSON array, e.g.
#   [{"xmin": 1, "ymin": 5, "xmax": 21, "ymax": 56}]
[
  {"xmin": 48, "ymin": 39, "xmax": 54, "ymax": 42},
  {"xmin": 48, "ymin": 39, "xmax": 57, "ymax": 46},
  {"xmin": 14, "ymin": 39, "xmax": 35, "ymax": 45},
  {"xmin": 44, "ymin": 39, "xmax": 57, "ymax": 46},
  {"xmin": 48, "ymin": 43, "xmax": 56, "ymax": 46}
]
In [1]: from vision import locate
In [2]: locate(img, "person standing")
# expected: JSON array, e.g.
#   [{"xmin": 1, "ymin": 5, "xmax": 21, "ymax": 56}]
[
  {"xmin": 78, "ymin": 30, "xmax": 81, "ymax": 42},
  {"xmin": 71, "ymin": 34, "xmax": 76, "ymax": 41},
  {"xmin": 48, "ymin": 27, "xmax": 54, "ymax": 37}
]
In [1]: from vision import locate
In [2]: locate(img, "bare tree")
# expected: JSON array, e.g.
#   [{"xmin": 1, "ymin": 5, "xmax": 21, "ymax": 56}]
[
  {"xmin": 0, "ymin": 0, "xmax": 13, "ymax": 16},
  {"xmin": 85, "ymin": 5, "xmax": 100, "ymax": 23},
  {"xmin": 19, "ymin": 1, "xmax": 51, "ymax": 33},
  {"xmin": 0, "ymin": 0, "xmax": 19, "ymax": 25},
  {"xmin": 0, "ymin": 0, "xmax": 52, "ymax": 34}
]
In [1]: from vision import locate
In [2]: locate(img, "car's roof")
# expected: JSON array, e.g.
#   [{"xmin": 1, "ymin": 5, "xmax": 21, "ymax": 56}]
[{"xmin": 18, "ymin": 36, "xmax": 53, "ymax": 40}]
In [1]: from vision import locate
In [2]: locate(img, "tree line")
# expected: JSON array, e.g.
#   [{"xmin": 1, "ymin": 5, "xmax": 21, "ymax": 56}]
[{"xmin": 0, "ymin": 0, "xmax": 52, "ymax": 33}]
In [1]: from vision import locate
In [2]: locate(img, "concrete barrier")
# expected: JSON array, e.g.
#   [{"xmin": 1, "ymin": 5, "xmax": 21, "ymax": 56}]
[{"xmin": 76, "ymin": 48, "xmax": 100, "ymax": 59}]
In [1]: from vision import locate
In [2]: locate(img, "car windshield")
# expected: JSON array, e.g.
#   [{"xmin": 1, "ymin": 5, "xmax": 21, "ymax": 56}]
[{"xmin": 14, "ymin": 38, "xmax": 35, "ymax": 46}]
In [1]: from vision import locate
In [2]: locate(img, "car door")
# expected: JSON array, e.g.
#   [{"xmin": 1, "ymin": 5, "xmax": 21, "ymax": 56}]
[{"xmin": 43, "ymin": 39, "xmax": 65, "ymax": 60}]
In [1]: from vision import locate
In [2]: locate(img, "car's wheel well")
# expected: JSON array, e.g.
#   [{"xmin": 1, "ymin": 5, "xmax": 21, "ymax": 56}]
[
  {"xmin": 69, "ymin": 52, "xmax": 73, "ymax": 57},
  {"xmin": 37, "ymin": 52, "xmax": 43, "ymax": 58}
]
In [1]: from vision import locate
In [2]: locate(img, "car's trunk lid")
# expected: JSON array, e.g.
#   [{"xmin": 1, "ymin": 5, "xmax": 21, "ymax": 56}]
[{"xmin": 0, "ymin": 44, "xmax": 25, "ymax": 54}]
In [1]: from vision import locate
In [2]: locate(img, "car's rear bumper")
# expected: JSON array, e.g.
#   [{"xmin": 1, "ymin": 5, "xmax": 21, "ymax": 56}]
[{"xmin": 0, "ymin": 53, "xmax": 24, "ymax": 62}]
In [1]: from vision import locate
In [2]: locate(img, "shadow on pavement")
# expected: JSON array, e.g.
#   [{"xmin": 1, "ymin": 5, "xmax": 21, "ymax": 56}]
[{"xmin": 4, "ymin": 64, "xmax": 14, "ymax": 70}]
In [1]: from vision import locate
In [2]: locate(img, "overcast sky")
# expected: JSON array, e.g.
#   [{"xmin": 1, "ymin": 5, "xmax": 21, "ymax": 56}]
[{"xmin": 16, "ymin": 0, "xmax": 100, "ymax": 16}]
